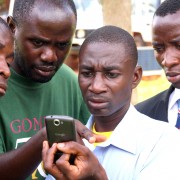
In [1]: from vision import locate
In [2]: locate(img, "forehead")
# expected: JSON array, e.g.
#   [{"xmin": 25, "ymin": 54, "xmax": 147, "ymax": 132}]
[
  {"xmin": 19, "ymin": 3, "xmax": 76, "ymax": 40},
  {"xmin": 32, "ymin": 1, "xmax": 75, "ymax": 22},
  {"xmin": 152, "ymin": 11, "xmax": 180, "ymax": 40},
  {"xmin": 79, "ymin": 42, "xmax": 129, "ymax": 67}
]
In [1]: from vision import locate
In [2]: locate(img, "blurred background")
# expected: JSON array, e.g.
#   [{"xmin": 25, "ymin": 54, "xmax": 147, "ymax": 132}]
[{"xmin": 1, "ymin": 0, "xmax": 170, "ymax": 104}]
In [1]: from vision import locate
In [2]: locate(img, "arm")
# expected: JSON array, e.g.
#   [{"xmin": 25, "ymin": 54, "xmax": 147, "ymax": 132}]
[
  {"xmin": 0, "ymin": 127, "xmax": 46, "ymax": 179},
  {"xmin": 42, "ymin": 141, "xmax": 108, "ymax": 180},
  {"xmin": 0, "ymin": 120, "xmax": 105, "ymax": 179}
]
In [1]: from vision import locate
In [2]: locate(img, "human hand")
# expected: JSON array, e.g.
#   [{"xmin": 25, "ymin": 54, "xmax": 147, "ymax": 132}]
[
  {"xmin": 75, "ymin": 120, "xmax": 106, "ymax": 144},
  {"xmin": 42, "ymin": 141, "xmax": 108, "ymax": 180}
]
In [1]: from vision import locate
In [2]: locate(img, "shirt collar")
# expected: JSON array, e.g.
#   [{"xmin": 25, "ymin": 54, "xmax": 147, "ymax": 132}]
[
  {"xmin": 169, "ymin": 88, "xmax": 180, "ymax": 110},
  {"xmin": 86, "ymin": 105, "xmax": 139, "ymax": 155}
]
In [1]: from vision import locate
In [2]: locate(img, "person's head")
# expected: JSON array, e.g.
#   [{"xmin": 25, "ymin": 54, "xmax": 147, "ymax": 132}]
[
  {"xmin": 152, "ymin": 0, "xmax": 180, "ymax": 88},
  {"xmin": 7, "ymin": 0, "xmax": 77, "ymax": 83},
  {"xmin": 0, "ymin": 17, "xmax": 14, "ymax": 97},
  {"xmin": 78, "ymin": 25, "xmax": 142, "ymax": 118}
]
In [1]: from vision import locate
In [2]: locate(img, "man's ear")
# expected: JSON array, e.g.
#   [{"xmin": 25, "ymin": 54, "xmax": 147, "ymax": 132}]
[
  {"xmin": 132, "ymin": 65, "xmax": 142, "ymax": 89},
  {"xmin": 7, "ymin": 16, "xmax": 16, "ymax": 34}
]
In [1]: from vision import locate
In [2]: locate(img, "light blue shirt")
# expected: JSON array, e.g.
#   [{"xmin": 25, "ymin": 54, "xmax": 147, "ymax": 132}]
[
  {"xmin": 46, "ymin": 105, "xmax": 180, "ymax": 180},
  {"xmin": 84, "ymin": 105, "xmax": 180, "ymax": 180}
]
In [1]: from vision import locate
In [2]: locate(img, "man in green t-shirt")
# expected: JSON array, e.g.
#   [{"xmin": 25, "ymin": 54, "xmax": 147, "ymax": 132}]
[{"xmin": 0, "ymin": 0, "xmax": 91, "ymax": 179}]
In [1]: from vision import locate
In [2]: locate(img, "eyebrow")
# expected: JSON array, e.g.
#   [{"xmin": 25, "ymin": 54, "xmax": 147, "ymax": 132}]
[
  {"xmin": 80, "ymin": 65, "xmax": 93, "ymax": 70},
  {"xmin": 80, "ymin": 64, "xmax": 120, "ymax": 71},
  {"xmin": 152, "ymin": 39, "xmax": 180, "ymax": 45}
]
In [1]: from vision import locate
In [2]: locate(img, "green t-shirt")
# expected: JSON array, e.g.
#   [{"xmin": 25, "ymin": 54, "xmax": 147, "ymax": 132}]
[{"xmin": 0, "ymin": 64, "xmax": 90, "ymax": 179}]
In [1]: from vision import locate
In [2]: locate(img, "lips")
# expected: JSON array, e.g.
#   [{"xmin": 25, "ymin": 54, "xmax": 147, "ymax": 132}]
[
  {"xmin": 34, "ymin": 66, "xmax": 56, "ymax": 77},
  {"xmin": 87, "ymin": 97, "xmax": 108, "ymax": 109},
  {"xmin": 166, "ymin": 71, "xmax": 180, "ymax": 83}
]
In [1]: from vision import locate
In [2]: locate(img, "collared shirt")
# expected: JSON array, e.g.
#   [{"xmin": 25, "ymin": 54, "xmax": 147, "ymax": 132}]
[
  {"xmin": 84, "ymin": 105, "xmax": 180, "ymax": 180},
  {"xmin": 168, "ymin": 88, "xmax": 180, "ymax": 125}
]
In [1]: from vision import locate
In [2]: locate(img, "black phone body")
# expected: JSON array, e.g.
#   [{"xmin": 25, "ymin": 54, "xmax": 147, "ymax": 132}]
[{"xmin": 45, "ymin": 115, "xmax": 76, "ymax": 163}]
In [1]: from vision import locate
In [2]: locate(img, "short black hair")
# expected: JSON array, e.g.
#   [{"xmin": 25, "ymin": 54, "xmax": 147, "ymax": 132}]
[
  {"xmin": 155, "ymin": 0, "xmax": 180, "ymax": 17},
  {"xmin": 13, "ymin": 0, "xmax": 77, "ymax": 25},
  {"xmin": 80, "ymin": 25, "xmax": 138, "ymax": 67}
]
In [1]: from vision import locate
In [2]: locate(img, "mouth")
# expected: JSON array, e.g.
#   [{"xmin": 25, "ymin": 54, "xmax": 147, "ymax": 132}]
[
  {"xmin": 166, "ymin": 71, "xmax": 180, "ymax": 84},
  {"xmin": 34, "ymin": 66, "xmax": 56, "ymax": 77},
  {"xmin": 87, "ymin": 98, "xmax": 108, "ymax": 109}
]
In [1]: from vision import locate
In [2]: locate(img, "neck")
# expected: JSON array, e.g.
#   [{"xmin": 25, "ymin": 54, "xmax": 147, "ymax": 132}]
[{"xmin": 93, "ymin": 104, "xmax": 130, "ymax": 132}]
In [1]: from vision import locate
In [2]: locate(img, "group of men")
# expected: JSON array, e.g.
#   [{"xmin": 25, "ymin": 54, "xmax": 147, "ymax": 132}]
[{"xmin": 0, "ymin": 0, "xmax": 179, "ymax": 179}]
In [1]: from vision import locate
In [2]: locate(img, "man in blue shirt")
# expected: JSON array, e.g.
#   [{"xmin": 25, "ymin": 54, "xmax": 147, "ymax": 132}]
[{"xmin": 43, "ymin": 25, "xmax": 180, "ymax": 180}]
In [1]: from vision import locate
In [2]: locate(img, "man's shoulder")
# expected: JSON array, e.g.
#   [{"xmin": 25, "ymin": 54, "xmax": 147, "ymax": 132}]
[
  {"xmin": 135, "ymin": 87, "xmax": 172, "ymax": 109},
  {"xmin": 136, "ymin": 91, "xmax": 166, "ymax": 107},
  {"xmin": 134, "ymin": 87, "xmax": 172, "ymax": 121}
]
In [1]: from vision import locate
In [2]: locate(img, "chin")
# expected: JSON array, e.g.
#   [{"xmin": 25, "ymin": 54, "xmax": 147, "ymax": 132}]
[
  {"xmin": 90, "ymin": 110, "xmax": 109, "ymax": 117},
  {"xmin": 31, "ymin": 76, "xmax": 53, "ymax": 83}
]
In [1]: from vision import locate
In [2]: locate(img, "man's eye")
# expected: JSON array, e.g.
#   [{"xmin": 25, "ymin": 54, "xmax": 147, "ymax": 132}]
[
  {"xmin": 105, "ymin": 72, "xmax": 119, "ymax": 78},
  {"xmin": 153, "ymin": 45, "xmax": 164, "ymax": 53},
  {"xmin": 81, "ymin": 71, "xmax": 93, "ymax": 77},
  {"xmin": 32, "ymin": 39, "xmax": 43, "ymax": 47},
  {"xmin": 56, "ymin": 42, "xmax": 70, "ymax": 49}
]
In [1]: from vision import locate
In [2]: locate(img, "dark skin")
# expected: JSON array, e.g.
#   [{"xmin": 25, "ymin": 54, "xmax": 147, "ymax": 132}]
[
  {"xmin": 42, "ymin": 141, "xmax": 108, "ymax": 180},
  {"xmin": 152, "ymin": 10, "xmax": 180, "ymax": 89},
  {"xmin": 42, "ymin": 42, "xmax": 142, "ymax": 179},
  {"xmin": 1, "ymin": 1, "xmax": 77, "ymax": 179},
  {"xmin": 0, "ymin": 24, "xmax": 14, "ymax": 97},
  {"xmin": 0, "ymin": 2, "xmax": 103, "ymax": 179},
  {"xmin": 0, "ymin": 122, "xmax": 104, "ymax": 180},
  {"xmin": 8, "ymin": 1, "xmax": 76, "ymax": 83},
  {"xmin": 79, "ymin": 42, "xmax": 142, "ymax": 132}
]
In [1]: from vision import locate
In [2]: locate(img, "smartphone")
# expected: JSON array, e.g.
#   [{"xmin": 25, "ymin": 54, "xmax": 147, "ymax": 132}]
[{"xmin": 45, "ymin": 115, "xmax": 76, "ymax": 163}]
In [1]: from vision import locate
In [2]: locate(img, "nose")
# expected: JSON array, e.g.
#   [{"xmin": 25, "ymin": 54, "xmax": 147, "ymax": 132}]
[
  {"xmin": 89, "ymin": 73, "xmax": 107, "ymax": 94},
  {"xmin": 161, "ymin": 48, "xmax": 179, "ymax": 68},
  {"xmin": 40, "ymin": 47, "xmax": 58, "ymax": 63},
  {"xmin": 0, "ymin": 57, "xmax": 11, "ymax": 79}
]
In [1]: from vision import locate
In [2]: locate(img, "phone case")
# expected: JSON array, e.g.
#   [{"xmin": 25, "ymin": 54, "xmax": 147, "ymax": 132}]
[
  {"xmin": 45, "ymin": 115, "xmax": 76, "ymax": 163},
  {"xmin": 45, "ymin": 115, "xmax": 76, "ymax": 146}
]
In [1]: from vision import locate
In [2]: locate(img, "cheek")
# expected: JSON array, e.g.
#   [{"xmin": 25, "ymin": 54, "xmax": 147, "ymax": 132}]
[
  {"xmin": 79, "ymin": 81, "xmax": 87, "ymax": 90},
  {"xmin": 114, "ymin": 87, "xmax": 130, "ymax": 99},
  {"xmin": 112, "ymin": 81, "xmax": 132, "ymax": 100},
  {"xmin": 15, "ymin": 39, "xmax": 29, "ymax": 57},
  {"xmin": 22, "ymin": 49, "xmax": 36, "ymax": 64}
]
